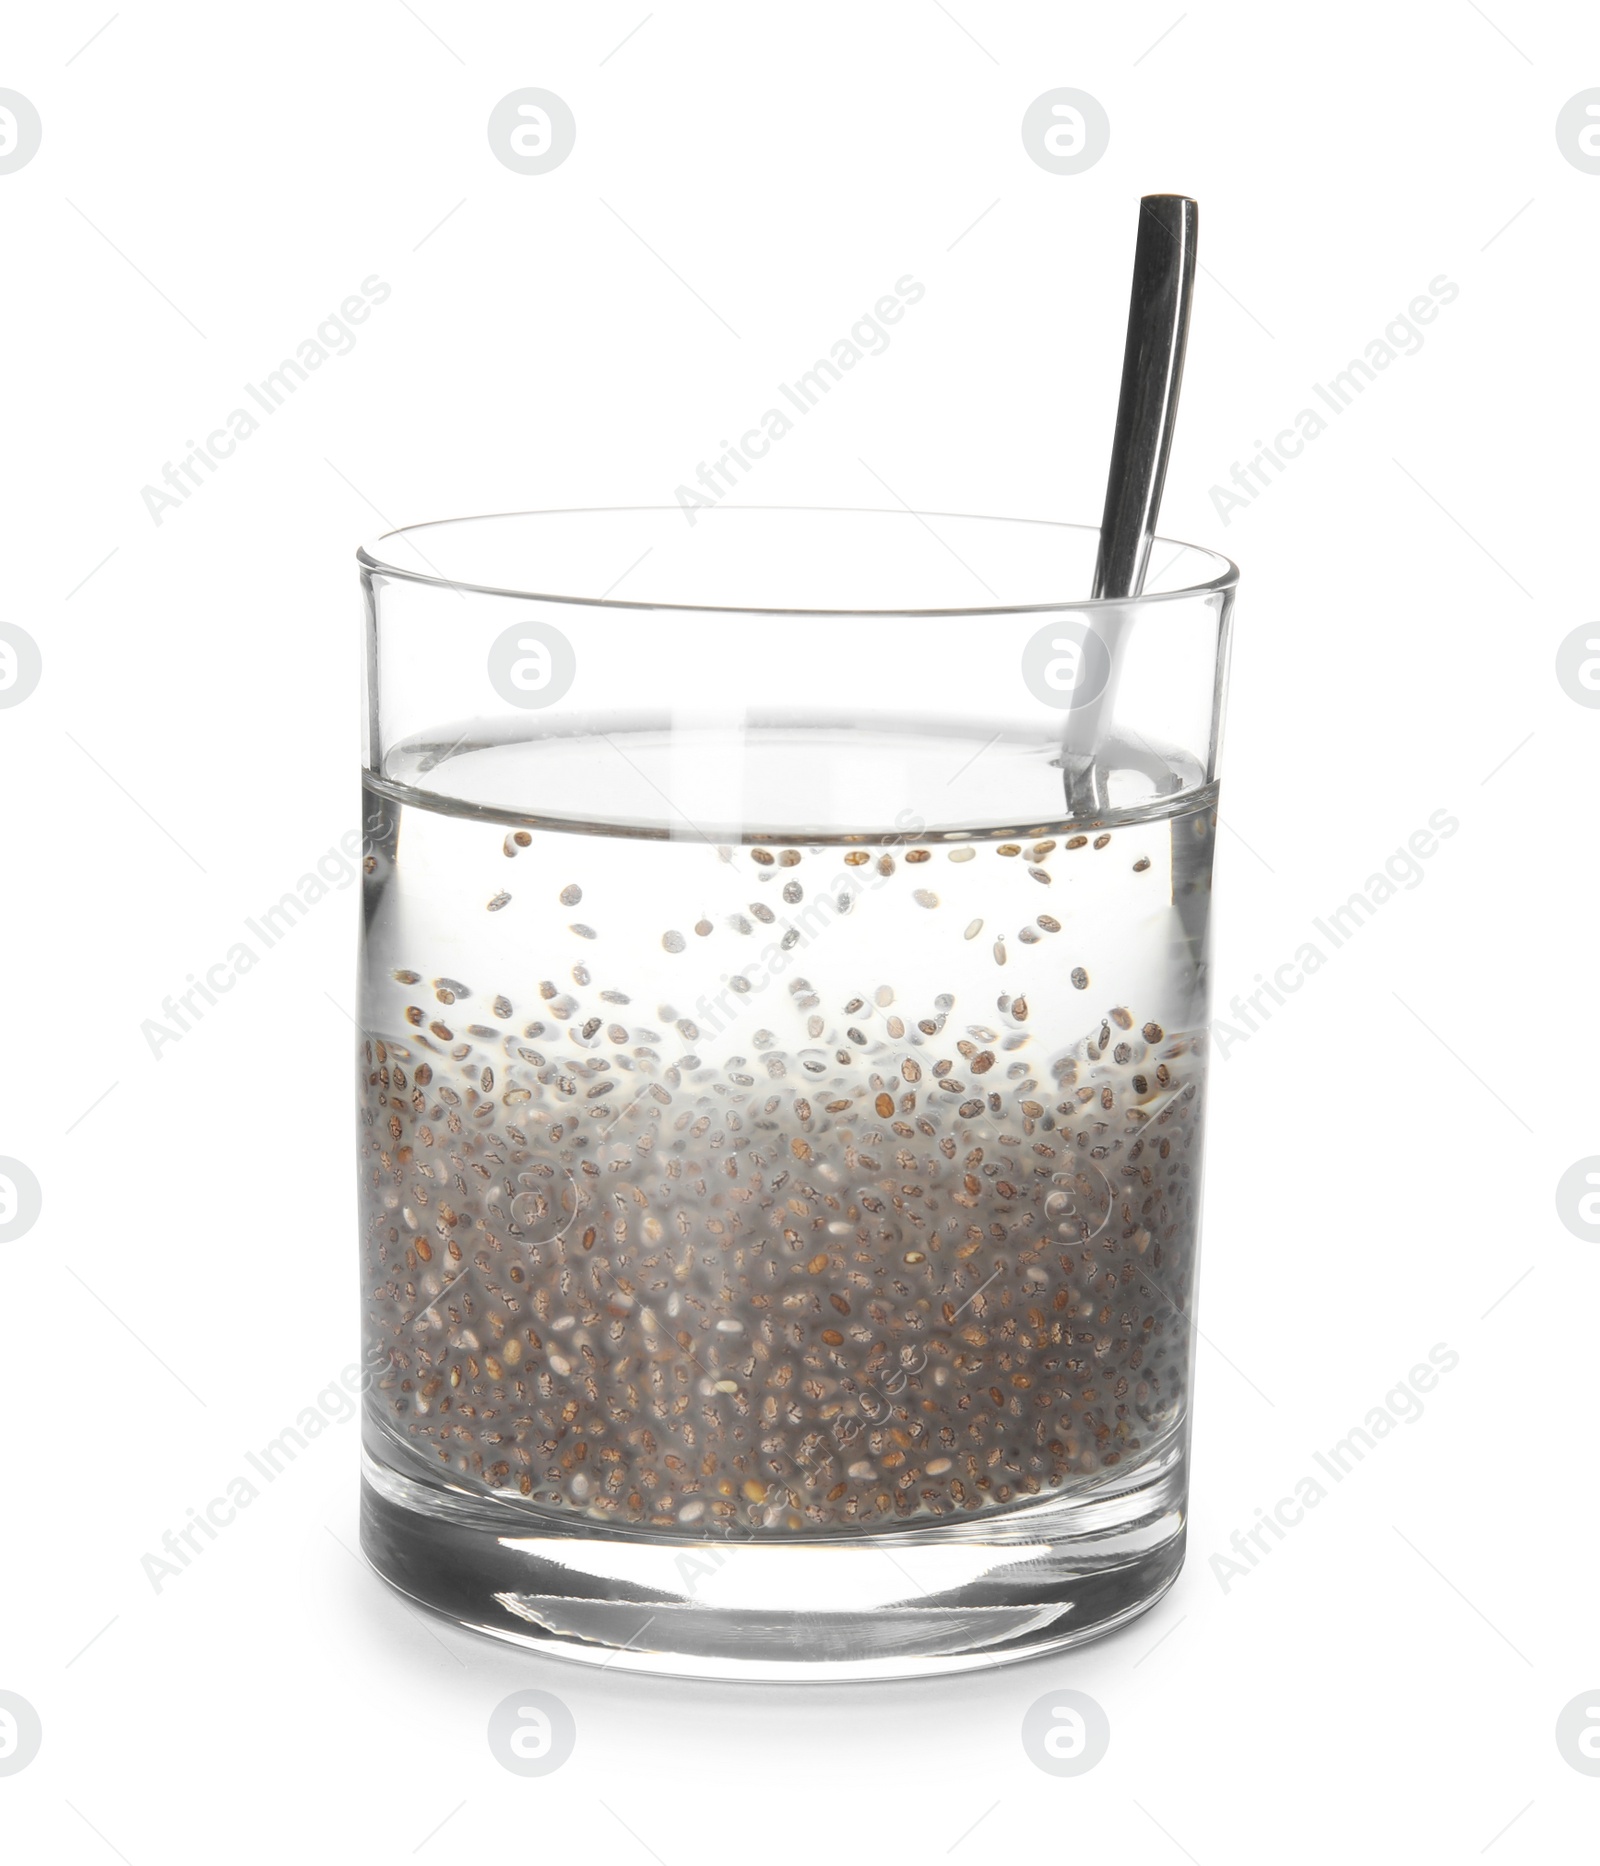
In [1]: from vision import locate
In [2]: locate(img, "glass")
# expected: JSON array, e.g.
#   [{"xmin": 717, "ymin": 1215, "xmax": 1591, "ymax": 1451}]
[{"xmin": 354, "ymin": 506, "xmax": 1237, "ymax": 1680}]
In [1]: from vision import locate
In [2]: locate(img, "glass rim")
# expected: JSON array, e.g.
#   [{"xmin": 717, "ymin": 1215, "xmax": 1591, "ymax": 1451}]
[{"xmin": 356, "ymin": 503, "xmax": 1240, "ymax": 620}]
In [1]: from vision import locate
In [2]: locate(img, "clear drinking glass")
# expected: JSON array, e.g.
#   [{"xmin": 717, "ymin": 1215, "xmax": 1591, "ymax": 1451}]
[{"xmin": 355, "ymin": 506, "xmax": 1237, "ymax": 1680}]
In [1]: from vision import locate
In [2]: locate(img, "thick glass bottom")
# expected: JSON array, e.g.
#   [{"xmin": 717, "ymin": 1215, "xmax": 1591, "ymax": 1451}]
[{"xmin": 359, "ymin": 1441, "xmax": 1187, "ymax": 1681}]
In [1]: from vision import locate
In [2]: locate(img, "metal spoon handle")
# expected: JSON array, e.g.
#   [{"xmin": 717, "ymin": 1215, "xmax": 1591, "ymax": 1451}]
[{"xmin": 1092, "ymin": 194, "xmax": 1198, "ymax": 600}]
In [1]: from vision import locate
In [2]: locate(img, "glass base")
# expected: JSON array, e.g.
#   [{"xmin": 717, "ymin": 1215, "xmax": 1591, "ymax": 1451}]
[{"xmin": 359, "ymin": 1442, "xmax": 1188, "ymax": 1681}]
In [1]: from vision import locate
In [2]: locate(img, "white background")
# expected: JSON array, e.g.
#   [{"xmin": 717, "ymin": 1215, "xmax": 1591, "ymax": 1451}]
[{"xmin": 2, "ymin": 3, "xmax": 1596, "ymax": 1860}]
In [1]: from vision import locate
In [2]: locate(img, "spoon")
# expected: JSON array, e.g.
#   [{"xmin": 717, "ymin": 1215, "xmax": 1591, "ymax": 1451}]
[{"xmin": 1063, "ymin": 193, "xmax": 1198, "ymax": 816}]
